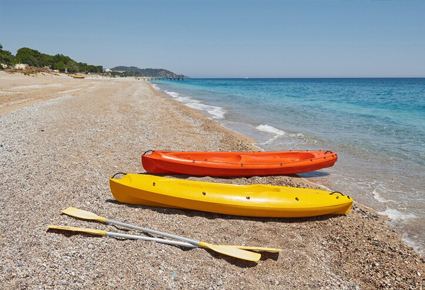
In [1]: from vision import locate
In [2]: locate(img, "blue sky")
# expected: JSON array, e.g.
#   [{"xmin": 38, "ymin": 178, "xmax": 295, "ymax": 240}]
[{"xmin": 1, "ymin": 0, "xmax": 424, "ymax": 78}]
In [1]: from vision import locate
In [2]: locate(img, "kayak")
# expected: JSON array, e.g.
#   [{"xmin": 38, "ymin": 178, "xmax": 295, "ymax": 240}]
[
  {"xmin": 109, "ymin": 174, "xmax": 353, "ymax": 218},
  {"xmin": 141, "ymin": 150, "xmax": 338, "ymax": 177}
]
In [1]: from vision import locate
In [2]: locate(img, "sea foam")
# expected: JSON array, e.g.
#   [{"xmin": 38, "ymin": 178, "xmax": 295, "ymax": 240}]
[
  {"xmin": 378, "ymin": 208, "xmax": 416, "ymax": 222},
  {"xmin": 165, "ymin": 90, "xmax": 226, "ymax": 120},
  {"xmin": 256, "ymin": 124, "xmax": 305, "ymax": 145},
  {"xmin": 151, "ymin": 84, "xmax": 161, "ymax": 91},
  {"xmin": 372, "ymin": 186, "xmax": 395, "ymax": 203},
  {"xmin": 256, "ymin": 124, "xmax": 286, "ymax": 136}
]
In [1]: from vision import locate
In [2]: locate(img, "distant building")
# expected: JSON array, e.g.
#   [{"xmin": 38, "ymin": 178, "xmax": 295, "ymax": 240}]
[{"xmin": 14, "ymin": 63, "xmax": 28, "ymax": 70}]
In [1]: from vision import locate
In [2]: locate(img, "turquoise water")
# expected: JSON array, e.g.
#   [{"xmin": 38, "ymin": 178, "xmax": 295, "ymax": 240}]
[{"xmin": 151, "ymin": 78, "xmax": 425, "ymax": 254}]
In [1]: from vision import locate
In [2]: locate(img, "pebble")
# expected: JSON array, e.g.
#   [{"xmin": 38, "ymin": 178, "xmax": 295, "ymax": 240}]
[{"xmin": 1, "ymin": 72, "xmax": 424, "ymax": 290}]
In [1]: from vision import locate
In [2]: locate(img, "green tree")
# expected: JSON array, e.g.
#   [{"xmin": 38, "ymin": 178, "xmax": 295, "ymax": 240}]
[
  {"xmin": 78, "ymin": 62, "xmax": 87, "ymax": 73},
  {"xmin": 67, "ymin": 60, "xmax": 79, "ymax": 73},
  {"xmin": 55, "ymin": 61, "xmax": 66, "ymax": 72},
  {"xmin": 0, "ymin": 44, "xmax": 14, "ymax": 66},
  {"xmin": 53, "ymin": 54, "xmax": 72, "ymax": 66},
  {"xmin": 15, "ymin": 47, "xmax": 41, "ymax": 66},
  {"xmin": 39, "ymin": 53, "xmax": 54, "ymax": 68},
  {"xmin": 1, "ymin": 45, "xmax": 103, "ymax": 73}
]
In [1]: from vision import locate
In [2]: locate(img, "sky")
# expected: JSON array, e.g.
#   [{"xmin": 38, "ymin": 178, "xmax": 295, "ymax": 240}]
[{"xmin": 0, "ymin": 0, "xmax": 424, "ymax": 78}]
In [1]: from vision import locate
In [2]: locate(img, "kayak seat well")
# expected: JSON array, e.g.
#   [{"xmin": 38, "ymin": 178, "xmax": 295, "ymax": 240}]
[{"xmin": 205, "ymin": 156, "xmax": 242, "ymax": 163}]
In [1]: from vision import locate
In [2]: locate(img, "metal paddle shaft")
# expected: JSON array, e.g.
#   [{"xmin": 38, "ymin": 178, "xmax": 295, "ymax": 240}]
[
  {"xmin": 61, "ymin": 207, "xmax": 203, "ymax": 246},
  {"xmin": 105, "ymin": 219, "xmax": 261, "ymax": 261},
  {"xmin": 48, "ymin": 224, "xmax": 260, "ymax": 262},
  {"xmin": 106, "ymin": 218, "xmax": 200, "ymax": 246},
  {"xmin": 104, "ymin": 219, "xmax": 280, "ymax": 253},
  {"xmin": 105, "ymin": 232, "xmax": 196, "ymax": 248},
  {"xmin": 47, "ymin": 225, "xmax": 196, "ymax": 248}
]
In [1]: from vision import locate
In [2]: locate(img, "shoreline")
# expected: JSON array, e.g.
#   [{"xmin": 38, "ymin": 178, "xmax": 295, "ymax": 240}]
[
  {"xmin": 1, "ymin": 71, "xmax": 424, "ymax": 289},
  {"xmin": 152, "ymin": 78, "xmax": 425, "ymax": 257}
]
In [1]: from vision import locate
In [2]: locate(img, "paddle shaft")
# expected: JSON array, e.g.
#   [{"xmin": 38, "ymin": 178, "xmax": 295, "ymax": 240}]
[
  {"xmin": 106, "ymin": 232, "xmax": 196, "ymax": 248},
  {"xmin": 106, "ymin": 225, "xmax": 260, "ymax": 261},
  {"xmin": 106, "ymin": 218, "xmax": 200, "ymax": 246}
]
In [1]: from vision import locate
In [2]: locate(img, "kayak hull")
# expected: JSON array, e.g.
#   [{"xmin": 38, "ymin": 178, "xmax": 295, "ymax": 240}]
[
  {"xmin": 109, "ymin": 174, "xmax": 352, "ymax": 218},
  {"xmin": 142, "ymin": 150, "xmax": 338, "ymax": 177}
]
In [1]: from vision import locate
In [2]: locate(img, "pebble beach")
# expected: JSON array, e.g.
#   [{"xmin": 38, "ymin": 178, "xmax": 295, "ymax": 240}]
[{"xmin": 0, "ymin": 71, "xmax": 424, "ymax": 289}]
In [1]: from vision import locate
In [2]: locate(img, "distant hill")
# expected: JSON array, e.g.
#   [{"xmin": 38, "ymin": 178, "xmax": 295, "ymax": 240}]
[{"xmin": 111, "ymin": 66, "xmax": 186, "ymax": 78}]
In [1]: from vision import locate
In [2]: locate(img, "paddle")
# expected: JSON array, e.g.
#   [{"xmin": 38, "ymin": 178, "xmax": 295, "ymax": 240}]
[
  {"xmin": 47, "ymin": 225, "xmax": 196, "ymax": 247},
  {"xmin": 61, "ymin": 207, "xmax": 281, "ymax": 257},
  {"xmin": 48, "ymin": 224, "xmax": 261, "ymax": 262}
]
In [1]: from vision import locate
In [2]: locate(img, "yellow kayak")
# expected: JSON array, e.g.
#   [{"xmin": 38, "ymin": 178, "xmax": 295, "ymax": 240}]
[{"xmin": 109, "ymin": 174, "xmax": 353, "ymax": 218}]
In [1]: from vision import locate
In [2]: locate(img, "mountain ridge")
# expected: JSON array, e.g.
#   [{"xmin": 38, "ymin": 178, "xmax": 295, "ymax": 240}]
[{"xmin": 111, "ymin": 66, "xmax": 187, "ymax": 78}]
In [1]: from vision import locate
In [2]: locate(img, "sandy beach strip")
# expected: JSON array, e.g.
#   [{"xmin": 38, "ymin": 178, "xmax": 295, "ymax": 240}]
[{"xmin": 0, "ymin": 71, "xmax": 424, "ymax": 289}]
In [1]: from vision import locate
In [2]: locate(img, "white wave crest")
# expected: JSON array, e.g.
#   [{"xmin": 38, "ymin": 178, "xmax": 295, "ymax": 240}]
[
  {"xmin": 165, "ymin": 90, "xmax": 226, "ymax": 120},
  {"xmin": 372, "ymin": 186, "xmax": 395, "ymax": 203},
  {"xmin": 256, "ymin": 124, "xmax": 286, "ymax": 136},
  {"xmin": 378, "ymin": 208, "xmax": 416, "ymax": 221},
  {"xmin": 186, "ymin": 102, "xmax": 226, "ymax": 119},
  {"xmin": 151, "ymin": 84, "xmax": 160, "ymax": 91},
  {"xmin": 165, "ymin": 90, "xmax": 180, "ymax": 98},
  {"xmin": 256, "ymin": 124, "xmax": 290, "ymax": 145}
]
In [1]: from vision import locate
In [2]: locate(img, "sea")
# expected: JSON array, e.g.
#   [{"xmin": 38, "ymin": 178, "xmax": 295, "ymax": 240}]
[{"xmin": 150, "ymin": 78, "xmax": 425, "ymax": 254}]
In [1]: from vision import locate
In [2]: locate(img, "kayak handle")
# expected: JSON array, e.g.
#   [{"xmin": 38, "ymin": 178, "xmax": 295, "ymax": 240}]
[
  {"xmin": 111, "ymin": 172, "xmax": 127, "ymax": 179},
  {"xmin": 329, "ymin": 191, "xmax": 345, "ymax": 196},
  {"xmin": 143, "ymin": 150, "xmax": 155, "ymax": 156}
]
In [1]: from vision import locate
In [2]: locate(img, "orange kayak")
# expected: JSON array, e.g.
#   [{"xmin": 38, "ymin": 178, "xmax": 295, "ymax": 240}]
[{"xmin": 142, "ymin": 150, "xmax": 338, "ymax": 177}]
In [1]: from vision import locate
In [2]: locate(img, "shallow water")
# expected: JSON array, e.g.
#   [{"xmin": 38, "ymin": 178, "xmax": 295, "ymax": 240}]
[{"xmin": 151, "ymin": 78, "xmax": 425, "ymax": 254}]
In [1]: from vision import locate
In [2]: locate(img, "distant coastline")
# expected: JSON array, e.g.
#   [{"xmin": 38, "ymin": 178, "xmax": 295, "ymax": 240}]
[{"xmin": 0, "ymin": 44, "xmax": 185, "ymax": 78}]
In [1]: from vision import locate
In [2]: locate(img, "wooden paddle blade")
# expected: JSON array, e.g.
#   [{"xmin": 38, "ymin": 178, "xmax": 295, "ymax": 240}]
[
  {"xmin": 61, "ymin": 207, "xmax": 107, "ymax": 223},
  {"xmin": 199, "ymin": 242, "xmax": 261, "ymax": 262},
  {"xmin": 230, "ymin": 246, "xmax": 282, "ymax": 252},
  {"xmin": 47, "ymin": 225, "xmax": 107, "ymax": 236}
]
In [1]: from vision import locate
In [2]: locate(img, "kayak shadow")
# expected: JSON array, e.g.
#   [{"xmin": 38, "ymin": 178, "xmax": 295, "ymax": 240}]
[
  {"xmin": 149, "ymin": 171, "xmax": 331, "ymax": 180},
  {"xmin": 297, "ymin": 171, "xmax": 330, "ymax": 178}
]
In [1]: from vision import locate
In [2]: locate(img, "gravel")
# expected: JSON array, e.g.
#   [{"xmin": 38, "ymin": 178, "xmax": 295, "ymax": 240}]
[{"xmin": 1, "ymin": 72, "xmax": 424, "ymax": 289}]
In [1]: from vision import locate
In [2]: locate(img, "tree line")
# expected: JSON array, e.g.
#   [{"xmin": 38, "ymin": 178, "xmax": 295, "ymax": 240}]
[{"xmin": 0, "ymin": 44, "xmax": 103, "ymax": 73}]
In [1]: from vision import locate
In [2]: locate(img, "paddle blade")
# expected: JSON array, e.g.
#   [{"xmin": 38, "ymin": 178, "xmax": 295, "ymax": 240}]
[
  {"xmin": 231, "ymin": 246, "xmax": 282, "ymax": 252},
  {"xmin": 47, "ymin": 225, "xmax": 107, "ymax": 236},
  {"xmin": 61, "ymin": 207, "xmax": 106, "ymax": 223},
  {"xmin": 199, "ymin": 242, "xmax": 261, "ymax": 262}
]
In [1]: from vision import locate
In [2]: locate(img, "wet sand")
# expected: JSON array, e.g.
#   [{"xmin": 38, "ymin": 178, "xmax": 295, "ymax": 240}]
[{"xmin": 0, "ymin": 71, "xmax": 424, "ymax": 289}]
